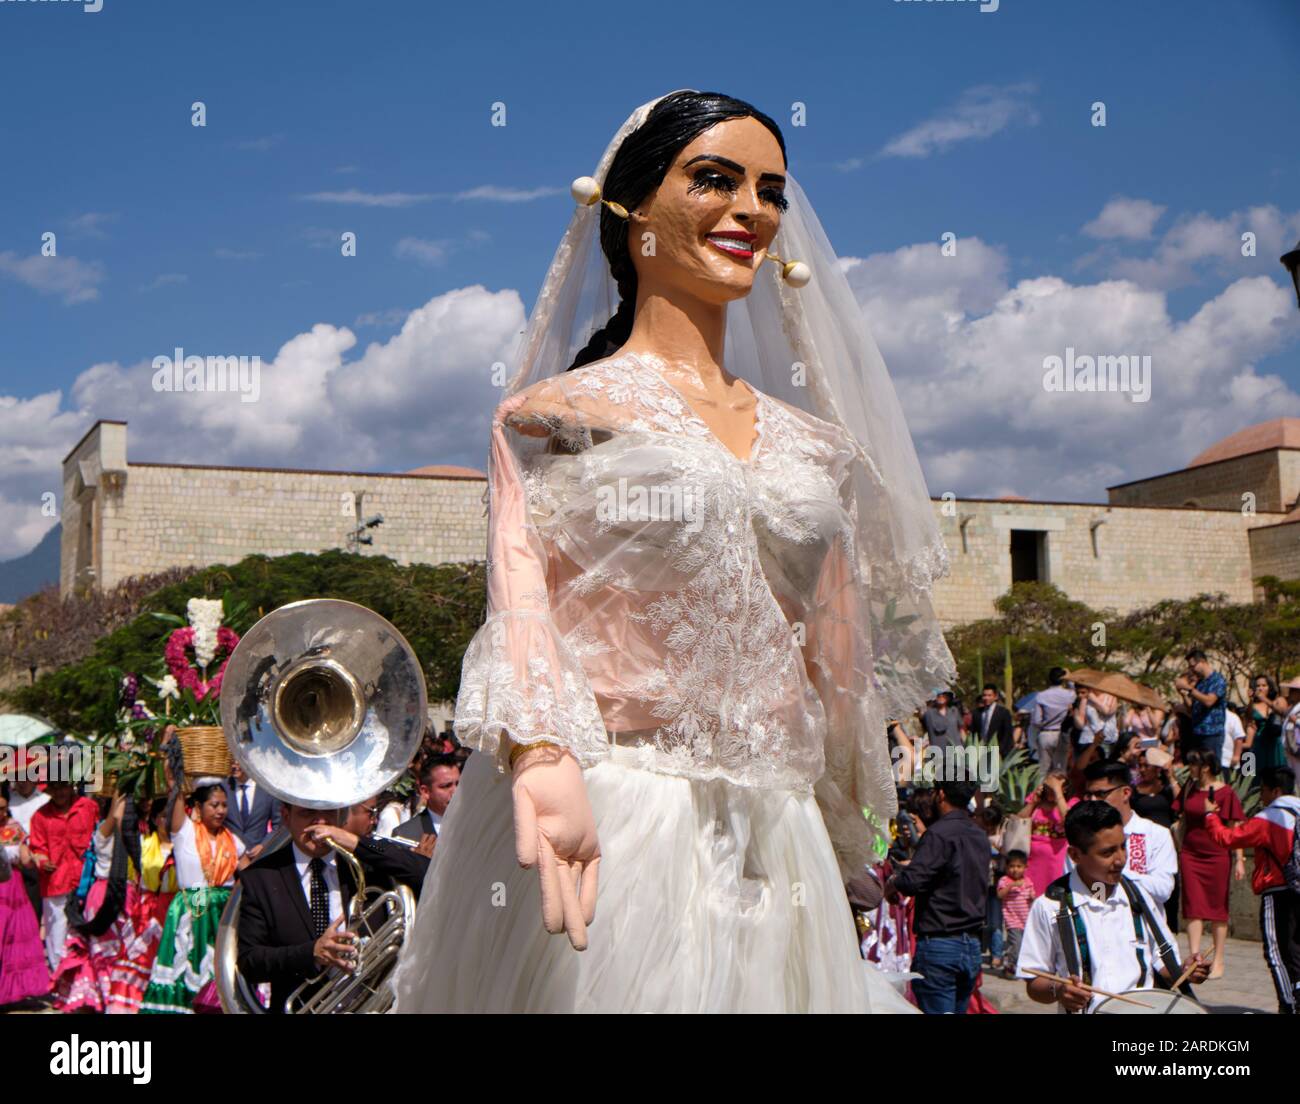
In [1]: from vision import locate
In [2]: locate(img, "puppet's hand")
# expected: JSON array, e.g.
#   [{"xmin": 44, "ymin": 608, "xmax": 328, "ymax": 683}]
[{"xmin": 511, "ymin": 742, "xmax": 600, "ymax": 951}]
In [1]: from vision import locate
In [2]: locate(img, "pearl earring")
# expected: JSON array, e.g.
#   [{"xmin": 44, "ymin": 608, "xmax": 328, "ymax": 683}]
[
  {"xmin": 570, "ymin": 176, "xmax": 629, "ymax": 219},
  {"xmin": 763, "ymin": 250, "xmax": 812, "ymax": 288}
]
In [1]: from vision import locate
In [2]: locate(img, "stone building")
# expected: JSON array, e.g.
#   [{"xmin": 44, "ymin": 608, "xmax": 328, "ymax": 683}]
[
  {"xmin": 62, "ymin": 417, "xmax": 1300, "ymax": 627},
  {"xmin": 60, "ymin": 420, "xmax": 488, "ymax": 596}
]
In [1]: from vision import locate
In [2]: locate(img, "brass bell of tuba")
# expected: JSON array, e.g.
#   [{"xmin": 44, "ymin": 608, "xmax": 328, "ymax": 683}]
[{"xmin": 213, "ymin": 598, "xmax": 427, "ymax": 1014}]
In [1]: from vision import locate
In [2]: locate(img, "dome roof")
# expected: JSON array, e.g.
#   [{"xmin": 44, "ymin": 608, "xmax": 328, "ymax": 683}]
[
  {"xmin": 1189, "ymin": 418, "xmax": 1300, "ymax": 468},
  {"xmin": 404, "ymin": 464, "xmax": 485, "ymax": 479}
]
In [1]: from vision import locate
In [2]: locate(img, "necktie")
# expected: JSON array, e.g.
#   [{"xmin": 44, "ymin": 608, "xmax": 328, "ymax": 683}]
[
  {"xmin": 309, "ymin": 857, "xmax": 329, "ymax": 938},
  {"xmin": 238, "ymin": 784, "xmax": 250, "ymax": 821},
  {"xmin": 982, "ymin": 709, "xmax": 992, "ymax": 738}
]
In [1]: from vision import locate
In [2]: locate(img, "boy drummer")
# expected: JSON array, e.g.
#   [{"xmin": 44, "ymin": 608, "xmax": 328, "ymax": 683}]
[{"xmin": 1016, "ymin": 801, "xmax": 1210, "ymax": 1012}]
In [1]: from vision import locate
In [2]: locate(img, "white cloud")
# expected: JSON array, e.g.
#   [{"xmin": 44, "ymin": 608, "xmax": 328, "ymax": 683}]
[
  {"xmin": 1082, "ymin": 197, "xmax": 1166, "ymax": 241},
  {"xmin": 65, "ymin": 212, "xmax": 118, "ymax": 239},
  {"xmin": 880, "ymin": 82, "xmax": 1039, "ymax": 159},
  {"xmin": 0, "ymin": 286, "xmax": 524, "ymax": 559},
  {"xmin": 1082, "ymin": 203, "xmax": 1300, "ymax": 290},
  {"xmin": 450, "ymin": 185, "xmax": 564, "ymax": 202},
  {"xmin": 0, "ymin": 251, "xmax": 104, "ymax": 304},
  {"xmin": 141, "ymin": 273, "xmax": 188, "ymax": 291},
  {"xmin": 214, "ymin": 247, "xmax": 262, "ymax": 260},
  {"xmin": 300, "ymin": 190, "xmax": 435, "ymax": 208},
  {"xmin": 844, "ymin": 238, "xmax": 1300, "ymax": 500},
  {"xmin": 394, "ymin": 237, "xmax": 450, "ymax": 266}
]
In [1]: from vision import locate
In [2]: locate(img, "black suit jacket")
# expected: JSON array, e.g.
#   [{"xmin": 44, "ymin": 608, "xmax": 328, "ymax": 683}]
[
  {"xmin": 354, "ymin": 835, "xmax": 430, "ymax": 899},
  {"xmin": 392, "ymin": 808, "xmax": 439, "ymax": 844},
  {"xmin": 221, "ymin": 780, "xmax": 282, "ymax": 850},
  {"xmin": 236, "ymin": 843, "xmax": 359, "ymax": 1014},
  {"xmin": 972, "ymin": 703, "xmax": 1015, "ymax": 758}
]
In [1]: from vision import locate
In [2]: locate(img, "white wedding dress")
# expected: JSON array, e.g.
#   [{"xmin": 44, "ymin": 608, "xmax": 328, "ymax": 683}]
[{"xmin": 389, "ymin": 352, "xmax": 920, "ymax": 1013}]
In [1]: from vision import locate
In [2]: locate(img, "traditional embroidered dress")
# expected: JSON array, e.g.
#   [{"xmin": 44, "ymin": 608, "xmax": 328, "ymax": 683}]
[
  {"xmin": 141, "ymin": 817, "xmax": 241, "ymax": 1014},
  {"xmin": 0, "ymin": 823, "xmax": 49, "ymax": 1005},
  {"xmin": 106, "ymin": 834, "xmax": 178, "ymax": 1013},
  {"xmin": 52, "ymin": 828, "xmax": 135, "ymax": 1013}
]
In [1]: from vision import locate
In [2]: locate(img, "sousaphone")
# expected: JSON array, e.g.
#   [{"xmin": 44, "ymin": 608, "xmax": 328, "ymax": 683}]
[{"xmin": 213, "ymin": 598, "xmax": 428, "ymax": 1013}]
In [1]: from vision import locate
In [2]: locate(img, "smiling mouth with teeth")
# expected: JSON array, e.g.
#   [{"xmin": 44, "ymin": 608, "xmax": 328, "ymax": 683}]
[{"xmin": 705, "ymin": 233, "xmax": 757, "ymax": 259}]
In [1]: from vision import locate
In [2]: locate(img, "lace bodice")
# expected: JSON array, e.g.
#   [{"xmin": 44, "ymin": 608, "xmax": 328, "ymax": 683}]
[{"xmin": 454, "ymin": 351, "xmax": 895, "ymax": 871}]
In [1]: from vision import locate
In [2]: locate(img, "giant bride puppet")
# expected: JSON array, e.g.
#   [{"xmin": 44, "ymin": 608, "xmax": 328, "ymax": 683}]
[{"xmin": 391, "ymin": 90, "xmax": 956, "ymax": 1013}]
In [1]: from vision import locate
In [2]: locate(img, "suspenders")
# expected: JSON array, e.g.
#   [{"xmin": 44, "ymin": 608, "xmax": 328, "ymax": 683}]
[{"xmin": 1046, "ymin": 874, "xmax": 1147, "ymax": 989}]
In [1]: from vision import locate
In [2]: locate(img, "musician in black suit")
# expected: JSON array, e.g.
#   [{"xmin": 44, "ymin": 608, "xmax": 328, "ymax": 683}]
[
  {"xmin": 222, "ymin": 762, "xmax": 282, "ymax": 851},
  {"xmin": 307, "ymin": 796, "xmax": 431, "ymax": 900},
  {"xmin": 236, "ymin": 803, "xmax": 360, "ymax": 1014},
  {"xmin": 972, "ymin": 684, "xmax": 1016, "ymax": 760},
  {"xmin": 392, "ymin": 754, "xmax": 460, "ymax": 845}
]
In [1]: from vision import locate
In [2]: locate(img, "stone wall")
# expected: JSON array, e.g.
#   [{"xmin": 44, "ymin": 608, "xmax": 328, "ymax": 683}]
[
  {"xmin": 931, "ymin": 499, "xmax": 1284, "ymax": 627},
  {"xmin": 1247, "ymin": 517, "xmax": 1300, "ymax": 589},
  {"xmin": 1108, "ymin": 449, "xmax": 1300, "ymax": 513},
  {"xmin": 61, "ymin": 421, "xmax": 488, "ymax": 595}
]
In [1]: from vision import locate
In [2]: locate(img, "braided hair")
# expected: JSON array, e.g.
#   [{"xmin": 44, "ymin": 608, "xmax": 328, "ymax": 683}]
[{"xmin": 565, "ymin": 91, "xmax": 787, "ymax": 372}]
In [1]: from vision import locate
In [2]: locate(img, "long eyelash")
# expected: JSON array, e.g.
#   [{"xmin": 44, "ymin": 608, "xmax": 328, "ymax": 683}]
[{"xmin": 689, "ymin": 169, "xmax": 788, "ymax": 212}]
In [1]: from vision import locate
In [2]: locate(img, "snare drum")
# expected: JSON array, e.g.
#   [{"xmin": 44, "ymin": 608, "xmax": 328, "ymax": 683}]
[{"xmin": 1094, "ymin": 988, "xmax": 1206, "ymax": 1014}]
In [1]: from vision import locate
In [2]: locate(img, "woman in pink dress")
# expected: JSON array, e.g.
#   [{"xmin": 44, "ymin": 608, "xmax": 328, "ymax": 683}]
[
  {"xmin": 0, "ymin": 794, "xmax": 50, "ymax": 1006},
  {"xmin": 1018, "ymin": 771, "xmax": 1078, "ymax": 894}
]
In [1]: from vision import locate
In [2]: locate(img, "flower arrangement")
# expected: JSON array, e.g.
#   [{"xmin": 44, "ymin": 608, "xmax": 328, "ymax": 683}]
[{"xmin": 103, "ymin": 596, "xmax": 247, "ymax": 797}]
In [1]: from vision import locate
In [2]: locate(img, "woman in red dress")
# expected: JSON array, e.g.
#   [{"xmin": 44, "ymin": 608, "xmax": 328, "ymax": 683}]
[{"xmin": 1173, "ymin": 749, "xmax": 1245, "ymax": 980}]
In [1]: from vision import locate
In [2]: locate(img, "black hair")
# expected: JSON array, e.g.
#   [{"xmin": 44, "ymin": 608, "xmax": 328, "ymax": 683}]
[
  {"xmin": 1083, "ymin": 760, "xmax": 1132, "ymax": 789},
  {"xmin": 146, "ymin": 796, "xmax": 169, "ymax": 830},
  {"xmin": 565, "ymin": 91, "xmax": 787, "ymax": 372},
  {"xmin": 1048, "ymin": 667, "xmax": 1067, "ymax": 686},
  {"xmin": 907, "ymin": 788, "xmax": 940, "ymax": 827},
  {"xmin": 982, "ymin": 683, "xmax": 1000, "ymax": 695},
  {"xmin": 1064, "ymin": 800, "xmax": 1123, "ymax": 851},
  {"xmin": 1260, "ymin": 766, "xmax": 1295, "ymax": 795},
  {"xmin": 938, "ymin": 779, "xmax": 977, "ymax": 810},
  {"xmin": 189, "ymin": 783, "xmax": 224, "ymax": 807},
  {"xmin": 418, "ymin": 752, "xmax": 461, "ymax": 789},
  {"xmin": 1252, "ymin": 673, "xmax": 1279, "ymax": 699},
  {"xmin": 1006, "ymin": 849, "xmax": 1028, "ymax": 864},
  {"xmin": 1184, "ymin": 649, "xmax": 1208, "ymax": 664},
  {"xmin": 1184, "ymin": 748, "xmax": 1221, "ymax": 777}
]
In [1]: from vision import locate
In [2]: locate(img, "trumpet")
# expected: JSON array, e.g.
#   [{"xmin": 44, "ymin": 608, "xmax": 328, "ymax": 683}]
[{"xmin": 213, "ymin": 598, "xmax": 427, "ymax": 1014}]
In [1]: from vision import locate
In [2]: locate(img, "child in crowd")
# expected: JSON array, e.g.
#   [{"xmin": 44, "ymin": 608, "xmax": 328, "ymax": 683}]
[
  {"xmin": 976, "ymin": 805, "xmax": 1006, "ymax": 969},
  {"xmin": 996, "ymin": 849, "xmax": 1036, "ymax": 978}
]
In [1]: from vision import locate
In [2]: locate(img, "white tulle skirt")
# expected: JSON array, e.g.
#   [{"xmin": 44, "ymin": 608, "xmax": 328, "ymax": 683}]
[{"xmin": 391, "ymin": 746, "xmax": 915, "ymax": 1013}]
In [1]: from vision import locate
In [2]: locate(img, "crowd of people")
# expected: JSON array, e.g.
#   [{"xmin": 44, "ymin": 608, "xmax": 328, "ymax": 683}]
[
  {"xmin": 862, "ymin": 651, "xmax": 1300, "ymax": 1015},
  {"xmin": 2, "ymin": 648, "xmax": 1298, "ymax": 1017},
  {"xmin": 0, "ymin": 724, "xmax": 465, "ymax": 1014}
]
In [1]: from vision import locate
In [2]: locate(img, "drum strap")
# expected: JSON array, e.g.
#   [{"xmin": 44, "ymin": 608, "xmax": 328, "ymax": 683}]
[
  {"xmin": 1046, "ymin": 874, "xmax": 1149, "ymax": 991},
  {"xmin": 1118, "ymin": 875, "xmax": 1191, "ymax": 995}
]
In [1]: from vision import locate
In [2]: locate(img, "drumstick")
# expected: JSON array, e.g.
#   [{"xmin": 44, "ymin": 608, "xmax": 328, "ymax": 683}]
[
  {"xmin": 1171, "ymin": 948, "xmax": 1215, "ymax": 991},
  {"xmin": 1022, "ymin": 968, "xmax": 1154, "ymax": 1006}
]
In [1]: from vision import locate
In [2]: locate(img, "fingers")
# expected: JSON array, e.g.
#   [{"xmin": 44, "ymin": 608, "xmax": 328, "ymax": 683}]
[
  {"xmin": 513, "ymin": 786, "xmax": 538, "ymax": 869},
  {"xmin": 578, "ymin": 853, "xmax": 600, "ymax": 926},
  {"xmin": 555, "ymin": 858, "xmax": 587, "ymax": 951},
  {"xmin": 535, "ymin": 834, "xmax": 565, "ymax": 935}
]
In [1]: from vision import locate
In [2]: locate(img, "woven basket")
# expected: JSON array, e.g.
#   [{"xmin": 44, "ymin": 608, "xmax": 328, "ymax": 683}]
[{"xmin": 177, "ymin": 725, "xmax": 231, "ymax": 788}]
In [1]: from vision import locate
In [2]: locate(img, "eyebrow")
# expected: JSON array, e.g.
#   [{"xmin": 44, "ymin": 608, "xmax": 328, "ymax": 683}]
[{"xmin": 683, "ymin": 153, "xmax": 785, "ymax": 186}]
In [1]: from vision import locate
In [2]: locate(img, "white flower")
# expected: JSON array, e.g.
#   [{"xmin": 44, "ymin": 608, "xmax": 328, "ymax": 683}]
[
  {"xmin": 154, "ymin": 674, "xmax": 181, "ymax": 701},
  {"xmin": 186, "ymin": 597, "xmax": 224, "ymax": 668},
  {"xmin": 120, "ymin": 732, "xmax": 136, "ymax": 750}
]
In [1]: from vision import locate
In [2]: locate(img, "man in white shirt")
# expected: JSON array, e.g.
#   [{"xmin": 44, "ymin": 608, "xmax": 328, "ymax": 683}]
[
  {"xmin": 1018, "ymin": 801, "xmax": 1209, "ymax": 1012},
  {"xmin": 1222, "ymin": 705, "xmax": 1246, "ymax": 771},
  {"xmin": 1028, "ymin": 668, "xmax": 1075, "ymax": 772},
  {"xmin": 1065, "ymin": 760, "xmax": 1178, "ymax": 907}
]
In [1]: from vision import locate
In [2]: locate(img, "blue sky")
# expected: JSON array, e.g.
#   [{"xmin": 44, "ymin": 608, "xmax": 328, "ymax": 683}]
[{"xmin": 1, "ymin": 0, "xmax": 1298, "ymax": 560}]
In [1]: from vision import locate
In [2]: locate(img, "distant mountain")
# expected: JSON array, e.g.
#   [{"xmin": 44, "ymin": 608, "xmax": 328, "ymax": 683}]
[{"xmin": 0, "ymin": 524, "xmax": 61, "ymax": 604}]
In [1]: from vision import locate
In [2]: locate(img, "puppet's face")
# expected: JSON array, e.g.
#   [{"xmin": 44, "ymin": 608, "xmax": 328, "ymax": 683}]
[{"xmin": 630, "ymin": 115, "xmax": 787, "ymax": 306}]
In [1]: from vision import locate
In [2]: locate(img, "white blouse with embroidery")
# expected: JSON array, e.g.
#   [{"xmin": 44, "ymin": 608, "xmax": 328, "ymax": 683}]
[{"xmin": 453, "ymin": 350, "xmax": 899, "ymax": 871}]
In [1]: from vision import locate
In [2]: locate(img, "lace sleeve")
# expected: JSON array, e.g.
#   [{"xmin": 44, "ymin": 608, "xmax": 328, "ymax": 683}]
[
  {"xmin": 452, "ymin": 398, "xmax": 609, "ymax": 772},
  {"xmin": 806, "ymin": 447, "xmax": 899, "ymax": 877}
]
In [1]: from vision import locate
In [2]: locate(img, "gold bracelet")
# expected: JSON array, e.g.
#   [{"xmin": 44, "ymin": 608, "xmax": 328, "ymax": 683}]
[{"xmin": 509, "ymin": 739, "xmax": 559, "ymax": 767}]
